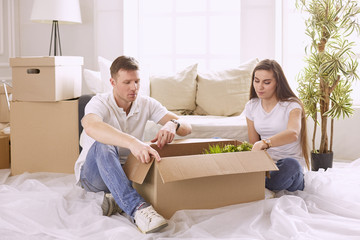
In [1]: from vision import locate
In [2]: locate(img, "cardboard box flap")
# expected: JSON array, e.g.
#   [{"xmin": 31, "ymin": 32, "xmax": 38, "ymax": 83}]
[
  {"xmin": 122, "ymin": 155, "xmax": 154, "ymax": 184},
  {"xmin": 157, "ymin": 151, "xmax": 278, "ymax": 183},
  {"xmin": 10, "ymin": 56, "xmax": 84, "ymax": 67}
]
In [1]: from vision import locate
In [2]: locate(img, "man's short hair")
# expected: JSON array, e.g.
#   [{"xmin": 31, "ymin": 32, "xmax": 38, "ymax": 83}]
[{"xmin": 110, "ymin": 56, "xmax": 139, "ymax": 78}]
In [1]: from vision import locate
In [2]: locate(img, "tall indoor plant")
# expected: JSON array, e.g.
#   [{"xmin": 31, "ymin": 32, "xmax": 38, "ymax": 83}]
[{"xmin": 296, "ymin": 0, "xmax": 360, "ymax": 170}]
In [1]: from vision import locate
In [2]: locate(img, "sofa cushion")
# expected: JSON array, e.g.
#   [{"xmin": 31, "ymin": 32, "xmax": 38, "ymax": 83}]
[
  {"xmin": 83, "ymin": 69, "xmax": 103, "ymax": 94},
  {"xmin": 143, "ymin": 111, "xmax": 248, "ymax": 142},
  {"xmin": 150, "ymin": 64, "xmax": 198, "ymax": 111},
  {"xmin": 98, "ymin": 56, "xmax": 113, "ymax": 93},
  {"xmin": 195, "ymin": 58, "xmax": 259, "ymax": 116}
]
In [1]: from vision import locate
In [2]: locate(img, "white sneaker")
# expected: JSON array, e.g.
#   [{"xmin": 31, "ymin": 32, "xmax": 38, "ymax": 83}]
[
  {"xmin": 101, "ymin": 193, "xmax": 123, "ymax": 216},
  {"xmin": 134, "ymin": 206, "xmax": 168, "ymax": 234}
]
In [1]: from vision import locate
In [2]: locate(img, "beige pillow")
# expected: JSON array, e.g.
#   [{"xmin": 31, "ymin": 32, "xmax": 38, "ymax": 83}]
[
  {"xmin": 195, "ymin": 58, "xmax": 259, "ymax": 116},
  {"xmin": 150, "ymin": 64, "xmax": 198, "ymax": 111}
]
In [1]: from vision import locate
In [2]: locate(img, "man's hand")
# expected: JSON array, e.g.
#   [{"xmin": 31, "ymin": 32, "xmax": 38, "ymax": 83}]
[
  {"xmin": 151, "ymin": 121, "xmax": 176, "ymax": 149},
  {"xmin": 129, "ymin": 138, "xmax": 161, "ymax": 164}
]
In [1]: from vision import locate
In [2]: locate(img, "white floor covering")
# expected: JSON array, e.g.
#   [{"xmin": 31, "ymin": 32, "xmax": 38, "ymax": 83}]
[{"xmin": 1, "ymin": 159, "xmax": 360, "ymax": 240}]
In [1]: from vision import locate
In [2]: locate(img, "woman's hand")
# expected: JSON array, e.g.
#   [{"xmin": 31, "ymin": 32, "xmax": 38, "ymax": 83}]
[{"xmin": 251, "ymin": 140, "xmax": 268, "ymax": 151}]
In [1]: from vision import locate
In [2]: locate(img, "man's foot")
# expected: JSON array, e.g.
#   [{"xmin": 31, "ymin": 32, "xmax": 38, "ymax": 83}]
[
  {"xmin": 101, "ymin": 193, "xmax": 123, "ymax": 216},
  {"xmin": 134, "ymin": 206, "xmax": 168, "ymax": 234}
]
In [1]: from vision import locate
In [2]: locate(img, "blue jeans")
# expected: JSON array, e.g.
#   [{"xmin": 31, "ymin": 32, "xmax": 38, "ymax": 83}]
[
  {"xmin": 79, "ymin": 141, "xmax": 145, "ymax": 217},
  {"xmin": 266, "ymin": 158, "xmax": 304, "ymax": 192}
]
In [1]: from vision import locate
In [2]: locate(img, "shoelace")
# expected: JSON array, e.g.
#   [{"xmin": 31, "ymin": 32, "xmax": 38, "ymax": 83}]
[{"xmin": 139, "ymin": 208, "xmax": 158, "ymax": 222}]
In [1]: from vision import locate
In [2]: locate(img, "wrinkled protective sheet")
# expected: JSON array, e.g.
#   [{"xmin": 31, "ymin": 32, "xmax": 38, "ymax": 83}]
[{"xmin": 1, "ymin": 160, "xmax": 360, "ymax": 240}]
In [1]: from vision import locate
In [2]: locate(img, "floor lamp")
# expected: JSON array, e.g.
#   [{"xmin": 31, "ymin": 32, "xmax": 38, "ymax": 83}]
[{"xmin": 30, "ymin": 0, "xmax": 82, "ymax": 56}]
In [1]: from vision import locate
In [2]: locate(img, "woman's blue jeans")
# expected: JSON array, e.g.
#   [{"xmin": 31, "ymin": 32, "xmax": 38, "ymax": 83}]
[
  {"xmin": 266, "ymin": 158, "xmax": 304, "ymax": 192},
  {"xmin": 79, "ymin": 141, "xmax": 145, "ymax": 217}
]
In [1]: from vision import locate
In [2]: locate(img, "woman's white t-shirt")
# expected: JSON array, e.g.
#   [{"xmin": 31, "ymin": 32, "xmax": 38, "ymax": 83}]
[
  {"xmin": 74, "ymin": 92, "xmax": 168, "ymax": 182},
  {"xmin": 245, "ymin": 98, "xmax": 305, "ymax": 167}
]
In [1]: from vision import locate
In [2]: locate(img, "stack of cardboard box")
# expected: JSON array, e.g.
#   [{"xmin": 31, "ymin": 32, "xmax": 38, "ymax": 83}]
[{"xmin": 9, "ymin": 57, "xmax": 83, "ymax": 175}]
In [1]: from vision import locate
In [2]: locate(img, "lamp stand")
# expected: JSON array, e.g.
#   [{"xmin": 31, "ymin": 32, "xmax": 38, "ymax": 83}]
[{"xmin": 49, "ymin": 20, "xmax": 62, "ymax": 56}]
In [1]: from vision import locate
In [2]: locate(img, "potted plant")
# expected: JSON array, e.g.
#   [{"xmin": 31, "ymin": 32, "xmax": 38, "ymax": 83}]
[{"xmin": 296, "ymin": 0, "xmax": 360, "ymax": 170}]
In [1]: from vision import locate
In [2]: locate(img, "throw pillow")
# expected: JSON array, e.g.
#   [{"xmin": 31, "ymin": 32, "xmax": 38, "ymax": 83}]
[
  {"xmin": 98, "ymin": 56, "xmax": 113, "ymax": 93},
  {"xmin": 98, "ymin": 56, "xmax": 151, "ymax": 96},
  {"xmin": 195, "ymin": 58, "xmax": 259, "ymax": 116},
  {"xmin": 150, "ymin": 64, "xmax": 198, "ymax": 111},
  {"xmin": 83, "ymin": 69, "xmax": 103, "ymax": 94}
]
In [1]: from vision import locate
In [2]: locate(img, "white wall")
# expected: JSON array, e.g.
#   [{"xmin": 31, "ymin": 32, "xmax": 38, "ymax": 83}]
[
  {"xmin": 240, "ymin": 0, "xmax": 276, "ymax": 62},
  {"xmin": 0, "ymin": 0, "xmax": 124, "ymax": 92},
  {"xmin": 307, "ymin": 107, "xmax": 360, "ymax": 161},
  {"xmin": 16, "ymin": 0, "xmax": 97, "ymax": 69},
  {"xmin": 0, "ymin": 0, "xmax": 17, "ymax": 84},
  {"xmin": 0, "ymin": 0, "xmax": 125, "ymax": 70}
]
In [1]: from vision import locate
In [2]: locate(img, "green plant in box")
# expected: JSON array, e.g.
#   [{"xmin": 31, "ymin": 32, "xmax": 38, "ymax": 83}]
[{"xmin": 203, "ymin": 141, "xmax": 253, "ymax": 154}]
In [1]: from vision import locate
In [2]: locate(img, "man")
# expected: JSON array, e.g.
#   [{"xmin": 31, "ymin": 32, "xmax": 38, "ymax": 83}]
[{"xmin": 74, "ymin": 56, "xmax": 192, "ymax": 233}]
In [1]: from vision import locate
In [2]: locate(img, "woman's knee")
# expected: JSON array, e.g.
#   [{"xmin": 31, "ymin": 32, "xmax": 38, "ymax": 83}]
[
  {"xmin": 277, "ymin": 158, "xmax": 302, "ymax": 174},
  {"xmin": 274, "ymin": 158, "xmax": 304, "ymax": 191}
]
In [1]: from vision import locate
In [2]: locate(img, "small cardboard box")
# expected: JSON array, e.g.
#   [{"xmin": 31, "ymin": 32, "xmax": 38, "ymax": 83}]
[
  {"xmin": 10, "ymin": 56, "xmax": 83, "ymax": 102},
  {"xmin": 0, "ymin": 135, "xmax": 10, "ymax": 169},
  {"xmin": 10, "ymin": 99, "xmax": 79, "ymax": 175},
  {"xmin": 123, "ymin": 139, "xmax": 278, "ymax": 219},
  {"xmin": 0, "ymin": 84, "xmax": 12, "ymax": 123}
]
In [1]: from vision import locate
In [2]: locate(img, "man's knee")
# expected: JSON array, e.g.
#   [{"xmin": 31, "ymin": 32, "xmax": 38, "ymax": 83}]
[{"xmin": 89, "ymin": 141, "xmax": 117, "ymax": 156}]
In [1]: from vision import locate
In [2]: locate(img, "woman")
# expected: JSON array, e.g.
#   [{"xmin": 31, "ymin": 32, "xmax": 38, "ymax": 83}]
[{"xmin": 245, "ymin": 59, "xmax": 309, "ymax": 192}]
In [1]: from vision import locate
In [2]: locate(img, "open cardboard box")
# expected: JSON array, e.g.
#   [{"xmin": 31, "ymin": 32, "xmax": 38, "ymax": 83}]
[{"xmin": 123, "ymin": 138, "xmax": 278, "ymax": 219}]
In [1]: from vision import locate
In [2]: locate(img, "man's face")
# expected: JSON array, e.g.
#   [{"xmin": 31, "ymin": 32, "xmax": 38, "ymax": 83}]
[{"xmin": 110, "ymin": 69, "xmax": 140, "ymax": 108}]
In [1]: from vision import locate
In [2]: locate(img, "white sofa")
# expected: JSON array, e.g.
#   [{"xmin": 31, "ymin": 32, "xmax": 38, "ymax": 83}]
[
  {"xmin": 83, "ymin": 57, "xmax": 259, "ymax": 142},
  {"xmin": 143, "ymin": 113, "xmax": 248, "ymax": 142}
]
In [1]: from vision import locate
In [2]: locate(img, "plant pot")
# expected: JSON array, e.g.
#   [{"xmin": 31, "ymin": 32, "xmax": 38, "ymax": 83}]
[{"xmin": 311, "ymin": 152, "xmax": 333, "ymax": 171}]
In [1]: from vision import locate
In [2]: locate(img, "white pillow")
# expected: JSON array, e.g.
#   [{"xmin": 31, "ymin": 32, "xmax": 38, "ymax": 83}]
[
  {"xmin": 195, "ymin": 58, "xmax": 259, "ymax": 116},
  {"xmin": 98, "ymin": 56, "xmax": 150, "ymax": 96},
  {"xmin": 150, "ymin": 64, "xmax": 198, "ymax": 111},
  {"xmin": 98, "ymin": 56, "xmax": 113, "ymax": 93},
  {"xmin": 83, "ymin": 69, "xmax": 103, "ymax": 94}
]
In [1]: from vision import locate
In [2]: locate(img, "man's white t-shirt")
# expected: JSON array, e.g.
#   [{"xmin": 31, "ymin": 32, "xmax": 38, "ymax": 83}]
[
  {"xmin": 74, "ymin": 92, "xmax": 169, "ymax": 182},
  {"xmin": 245, "ymin": 98, "xmax": 305, "ymax": 167}
]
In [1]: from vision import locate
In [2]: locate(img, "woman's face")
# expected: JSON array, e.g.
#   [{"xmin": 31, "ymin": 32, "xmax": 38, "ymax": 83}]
[{"xmin": 253, "ymin": 69, "xmax": 277, "ymax": 100}]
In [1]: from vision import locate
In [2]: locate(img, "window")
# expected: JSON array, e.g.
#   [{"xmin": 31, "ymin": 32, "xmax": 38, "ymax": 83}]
[
  {"xmin": 124, "ymin": 0, "xmax": 359, "ymax": 105},
  {"xmin": 281, "ymin": 1, "xmax": 360, "ymax": 106},
  {"xmin": 124, "ymin": 0, "xmax": 241, "ymax": 74}
]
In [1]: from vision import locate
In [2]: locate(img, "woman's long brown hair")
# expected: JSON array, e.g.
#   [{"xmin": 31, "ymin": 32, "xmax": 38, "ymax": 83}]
[{"xmin": 250, "ymin": 59, "xmax": 309, "ymax": 170}]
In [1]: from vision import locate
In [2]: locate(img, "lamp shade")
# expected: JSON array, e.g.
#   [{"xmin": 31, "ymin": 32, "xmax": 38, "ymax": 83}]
[{"xmin": 31, "ymin": 0, "xmax": 82, "ymax": 24}]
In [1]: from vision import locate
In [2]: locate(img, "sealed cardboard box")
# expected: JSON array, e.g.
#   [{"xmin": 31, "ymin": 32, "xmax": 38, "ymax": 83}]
[
  {"xmin": 0, "ymin": 135, "xmax": 10, "ymax": 169},
  {"xmin": 10, "ymin": 56, "xmax": 83, "ymax": 101},
  {"xmin": 123, "ymin": 139, "xmax": 278, "ymax": 219},
  {"xmin": 0, "ymin": 84, "xmax": 12, "ymax": 123},
  {"xmin": 10, "ymin": 99, "xmax": 79, "ymax": 175}
]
